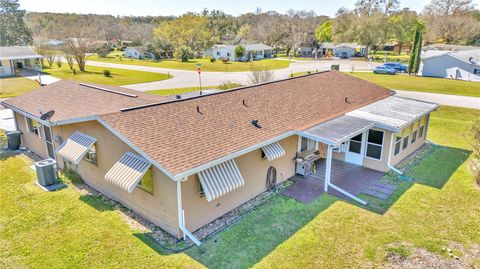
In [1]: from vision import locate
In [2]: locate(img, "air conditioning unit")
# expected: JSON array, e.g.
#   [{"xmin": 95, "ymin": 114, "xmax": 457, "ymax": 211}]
[{"xmin": 35, "ymin": 159, "xmax": 58, "ymax": 186}]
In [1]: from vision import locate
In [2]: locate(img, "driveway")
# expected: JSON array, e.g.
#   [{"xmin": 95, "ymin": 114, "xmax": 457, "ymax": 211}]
[
  {"xmin": 86, "ymin": 59, "xmax": 380, "ymax": 91},
  {"xmin": 394, "ymin": 90, "xmax": 480, "ymax": 110}
]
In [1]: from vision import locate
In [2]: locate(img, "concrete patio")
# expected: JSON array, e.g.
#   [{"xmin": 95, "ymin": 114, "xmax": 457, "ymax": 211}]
[{"xmin": 283, "ymin": 159, "xmax": 397, "ymax": 204}]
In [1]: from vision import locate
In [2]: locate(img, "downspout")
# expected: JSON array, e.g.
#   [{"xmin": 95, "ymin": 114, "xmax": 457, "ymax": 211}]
[
  {"xmin": 177, "ymin": 179, "xmax": 201, "ymax": 246},
  {"xmin": 387, "ymin": 132, "xmax": 403, "ymax": 175}
]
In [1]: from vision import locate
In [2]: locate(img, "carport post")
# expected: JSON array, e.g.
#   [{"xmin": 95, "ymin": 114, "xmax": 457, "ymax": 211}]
[{"xmin": 324, "ymin": 145, "xmax": 333, "ymax": 192}]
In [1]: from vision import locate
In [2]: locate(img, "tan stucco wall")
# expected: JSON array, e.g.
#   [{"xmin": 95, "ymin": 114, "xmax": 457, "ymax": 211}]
[
  {"xmin": 181, "ymin": 135, "xmax": 297, "ymax": 232},
  {"xmin": 15, "ymin": 113, "xmax": 49, "ymax": 158}
]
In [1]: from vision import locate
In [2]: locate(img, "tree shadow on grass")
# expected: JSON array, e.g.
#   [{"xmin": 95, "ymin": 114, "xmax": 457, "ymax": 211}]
[{"xmin": 79, "ymin": 194, "xmax": 115, "ymax": 212}]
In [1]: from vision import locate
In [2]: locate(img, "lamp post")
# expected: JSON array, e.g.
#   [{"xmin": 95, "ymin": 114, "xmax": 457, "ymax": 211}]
[{"xmin": 197, "ymin": 63, "xmax": 202, "ymax": 93}]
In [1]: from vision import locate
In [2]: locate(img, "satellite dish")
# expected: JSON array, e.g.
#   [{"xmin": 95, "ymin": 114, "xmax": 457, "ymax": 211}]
[{"xmin": 40, "ymin": 110, "xmax": 55, "ymax": 121}]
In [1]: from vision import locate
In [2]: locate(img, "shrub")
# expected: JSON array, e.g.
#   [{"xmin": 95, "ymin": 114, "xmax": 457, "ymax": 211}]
[
  {"xmin": 103, "ymin": 70, "xmax": 112, "ymax": 77},
  {"xmin": 469, "ymin": 120, "xmax": 480, "ymax": 186},
  {"xmin": 218, "ymin": 81, "xmax": 243, "ymax": 90},
  {"xmin": 235, "ymin": 45, "xmax": 245, "ymax": 59},
  {"xmin": 174, "ymin": 45, "xmax": 194, "ymax": 62},
  {"xmin": 95, "ymin": 44, "xmax": 112, "ymax": 58},
  {"xmin": 221, "ymin": 57, "xmax": 229, "ymax": 64},
  {"xmin": 210, "ymin": 57, "xmax": 216, "ymax": 63}
]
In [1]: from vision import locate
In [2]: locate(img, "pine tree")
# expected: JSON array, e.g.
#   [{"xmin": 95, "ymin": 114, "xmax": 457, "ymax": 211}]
[
  {"xmin": 413, "ymin": 32, "xmax": 423, "ymax": 74},
  {"xmin": 0, "ymin": 0, "xmax": 32, "ymax": 46},
  {"xmin": 408, "ymin": 27, "xmax": 419, "ymax": 75}
]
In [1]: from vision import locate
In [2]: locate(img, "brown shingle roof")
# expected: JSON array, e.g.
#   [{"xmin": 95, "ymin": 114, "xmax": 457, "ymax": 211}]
[
  {"xmin": 3, "ymin": 80, "xmax": 167, "ymax": 123},
  {"xmin": 100, "ymin": 71, "xmax": 394, "ymax": 177}
]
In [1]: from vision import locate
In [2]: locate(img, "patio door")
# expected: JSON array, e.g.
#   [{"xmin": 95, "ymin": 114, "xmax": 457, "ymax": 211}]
[{"xmin": 345, "ymin": 132, "xmax": 365, "ymax": 165}]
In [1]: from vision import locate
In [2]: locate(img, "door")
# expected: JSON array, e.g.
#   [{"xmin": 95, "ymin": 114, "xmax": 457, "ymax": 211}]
[
  {"xmin": 43, "ymin": 125, "xmax": 55, "ymax": 159},
  {"xmin": 345, "ymin": 133, "xmax": 364, "ymax": 165}
]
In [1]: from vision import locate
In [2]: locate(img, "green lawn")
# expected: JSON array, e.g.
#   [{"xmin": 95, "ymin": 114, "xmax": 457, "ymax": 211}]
[
  {"xmin": 148, "ymin": 86, "xmax": 219, "ymax": 96},
  {"xmin": 0, "ymin": 77, "xmax": 41, "ymax": 98},
  {"xmin": 88, "ymin": 54, "xmax": 289, "ymax": 72},
  {"xmin": 43, "ymin": 65, "xmax": 171, "ymax": 86},
  {"xmin": 1, "ymin": 106, "xmax": 479, "ymax": 268},
  {"xmin": 349, "ymin": 72, "xmax": 480, "ymax": 97}
]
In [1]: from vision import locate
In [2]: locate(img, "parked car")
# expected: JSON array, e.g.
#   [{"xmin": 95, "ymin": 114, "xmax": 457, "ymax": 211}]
[
  {"xmin": 383, "ymin": 62, "xmax": 407, "ymax": 73},
  {"xmin": 373, "ymin": 65, "xmax": 397, "ymax": 75}
]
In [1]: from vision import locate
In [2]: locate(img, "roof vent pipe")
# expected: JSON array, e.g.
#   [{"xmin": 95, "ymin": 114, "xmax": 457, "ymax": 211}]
[
  {"xmin": 242, "ymin": 99, "xmax": 248, "ymax": 107},
  {"xmin": 176, "ymin": 95, "xmax": 181, "ymax": 99},
  {"xmin": 251, "ymin": 119, "xmax": 261, "ymax": 128},
  {"xmin": 197, "ymin": 106, "xmax": 203, "ymax": 114}
]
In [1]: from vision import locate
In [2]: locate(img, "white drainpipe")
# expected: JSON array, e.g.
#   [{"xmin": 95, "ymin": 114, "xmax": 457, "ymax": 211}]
[
  {"xmin": 387, "ymin": 133, "xmax": 403, "ymax": 175},
  {"xmin": 177, "ymin": 179, "xmax": 201, "ymax": 246}
]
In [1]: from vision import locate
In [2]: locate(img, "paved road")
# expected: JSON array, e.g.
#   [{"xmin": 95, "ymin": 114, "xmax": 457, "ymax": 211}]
[
  {"xmin": 395, "ymin": 90, "xmax": 480, "ymax": 109},
  {"xmin": 86, "ymin": 59, "xmax": 380, "ymax": 91}
]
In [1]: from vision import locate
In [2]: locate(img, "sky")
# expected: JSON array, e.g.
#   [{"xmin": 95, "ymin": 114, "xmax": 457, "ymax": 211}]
[{"xmin": 18, "ymin": 0, "xmax": 455, "ymax": 17}]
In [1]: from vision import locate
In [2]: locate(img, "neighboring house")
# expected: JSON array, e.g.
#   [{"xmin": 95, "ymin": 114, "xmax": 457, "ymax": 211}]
[
  {"xmin": 423, "ymin": 44, "xmax": 478, "ymax": 52},
  {"xmin": 211, "ymin": 44, "xmax": 273, "ymax": 61},
  {"xmin": 332, "ymin": 43, "xmax": 367, "ymax": 58},
  {"xmin": 124, "ymin": 47, "xmax": 155, "ymax": 60},
  {"xmin": 0, "ymin": 46, "xmax": 42, "ymax": 77},
  {"xmin": 383, "ymin": 42, "xmax": 411, "ymax": 54},
  {"xmin": 421, "ymin": 49, "xmax": 480, "ymax": 82},
  {"xmin": 2, "ymin": 71, "xmax": 438, "ymax": 244}
]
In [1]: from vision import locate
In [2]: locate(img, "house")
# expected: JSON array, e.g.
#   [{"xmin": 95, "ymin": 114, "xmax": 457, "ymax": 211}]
[
  {"xmin": 2, "ymin": 72, "xmax": 438, "ymax": 244},
  {"xmin": 423, "ymin": 44, "xmax": 478, "ymax": 52},
  {"xmin": 383, "ymin": 42, "xmax": 411, "ymax": 54},
  {"xmin": 211, "ymin": 44, "xmax": 273, "ymax": 61},
  {"xmin": 124, "ymin": 47, "xmax": 155, "ymax": 60},
  {"xmin": 332, "ymin": 43, "xmax": 367, "ymax": 58},
  {"xmin": 421, "ymin": 49, "xmax": 480, "ymax": 82},
  {"xmin": 0, "ymin": 46, "xmax": 42, "ymax": 77}
]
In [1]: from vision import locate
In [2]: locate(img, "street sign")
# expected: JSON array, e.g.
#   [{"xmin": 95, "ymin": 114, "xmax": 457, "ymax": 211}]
[
  {"xmin": 197, "ymin": 68, "xmax": 201, "ymax": 74},
  {"xmin": 196, "ymin": 63, "xmax": 201, "ymax": 68}
]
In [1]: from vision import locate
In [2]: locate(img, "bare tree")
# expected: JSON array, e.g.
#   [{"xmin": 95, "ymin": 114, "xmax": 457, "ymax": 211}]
[
  {"xmin": 423, "ymin": 0, "xmax": 475, "ymax": 16},
  {"xmin": 248, "ymin": 65, "xmax": 274, "ymax": 85}
]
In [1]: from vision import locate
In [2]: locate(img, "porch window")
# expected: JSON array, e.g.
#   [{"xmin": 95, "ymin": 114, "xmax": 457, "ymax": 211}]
[
  {"xmin": 83, "ymin": 144, "xmax": 97, "ymax": 165},
  {"xmin": 366, "ymin": 129, "xmax": 384, "ymax": 160},
  {"xmin": 26, "ymin": 117, "xmax": 41, "ymax": 137},
  {"xmin": 418, "ymin": 116, "xmax": 426, "ymax": 139},
  {"xmin": 394, "ymin": 132, "xmax": 403, "ymax": 156},
  {"xmin": 138, "ymin": 168, "xmax": 154, "ymax": 194},
  {"xmin": 402, "ymin": 125, "xmax": 412, "ymax": 150},
  {"xmin": 349, "ymin": 133, "xmax": 363, "ymax": 154},
  {"xmin": 411, "ymin": 120, "xmax": 419, "ymax": 143}
]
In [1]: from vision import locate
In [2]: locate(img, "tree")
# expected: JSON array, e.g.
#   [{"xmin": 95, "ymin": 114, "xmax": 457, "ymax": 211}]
[
  {"xmin": 408, "ymin": 26, "xmax": 420, "ymax": 74},
  {"xmin": 174, "ymin": 45, "xmax": 193, "ymax": 62},
  {"xmin": 423, "ymin": 0, "xmax": 475, "ymax": 16},
  {"xmin": 315, "ymin": 20, "xmax": 332, "ymax": 43},
  {"xmin": 354, "ymin": 14, "xmax": 387, "ymax": 57},
  {"xmin": 93, "ymin": 44, "xmax": 111, "ymax": 58},
  {"xmin": 387, "ymin": 10, "xmax": 418, "ymax": 54},
  {"xmin": 248, "ymin": 65, "xmax": 274, "ymax": 84},
  {"xmin": 413, "ymin": 31, "xmax": 422, "ymax": 74},
  {"xmin": 234, "ymin": 45, "xmax": 245, "ymax": 59},
  {"xmin": 0, "ymin": 0, "xmax": 32, "ymax": 46}
]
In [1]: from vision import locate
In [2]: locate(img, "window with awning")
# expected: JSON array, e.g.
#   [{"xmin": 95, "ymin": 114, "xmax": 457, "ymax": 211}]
[
  {"xmin": 261, "ymin": 142, "xmax": 286, "ymax": 161},
  {"xmin": 105, "ymin": 152, "xmax": 152, "ymax": 193},
  {"xmin": 197, "ymin": 159, "xmax": 245, "ymax": 202},
  {"xmin": 56, "ymin": 131, "xmax": 97, "ymax": 164}
]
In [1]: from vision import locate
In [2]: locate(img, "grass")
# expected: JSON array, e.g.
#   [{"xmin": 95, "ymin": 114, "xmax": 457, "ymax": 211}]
[
  {"xmin": 0, "ymin": 77, "xmax": 41, "ymax": 98},
  {"xmin": 1, "ymin": 106, "xmax": 479, "ymax": 268},
  {"xmin": 42, "ymin": 64, "xmax": 171, "ymax": 86},
  {"xmin": 88, "ymin": 54, "xmax": 289, "ymax": 72},
  {"xmin": 148, "ymin": 86, "xmax": 219, "ymax": 96},
  {"xmin": 349, "ymin": 72, "xmax": 480, "ymax": 97}
]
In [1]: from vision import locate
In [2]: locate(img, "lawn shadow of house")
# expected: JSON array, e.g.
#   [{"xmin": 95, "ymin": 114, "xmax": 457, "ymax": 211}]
[{"xmin": 79, "ymin": 194, "xmax": 115, "ymax": 212}]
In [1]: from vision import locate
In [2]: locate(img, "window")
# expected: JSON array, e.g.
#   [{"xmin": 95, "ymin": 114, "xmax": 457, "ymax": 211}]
[
  {"xmin": 300, "ymin": 137, "xmax": 315, "ymax": 152},
  {"xmin": 349, "ymin": 133, "xmax": 363, "ymax": 154},
  {"xmin": 26, "ymin": 117, "xmax": 41, "ymax": 137},
  {"xmin": 394, "ymin": 132, "xmax": 403, "ymax": 156},
  {"xmin": 138, "ymin": 168, "xmax": 154, "ymax": 194},
  {"xmin": 226, "ymin": 52, "xmax": 231, "ymax": 56},
  {"xmin": 198, "ymin": 178, "xmax": 205, "ymax": 197},
  {"xmin": 418, "ymin": 116, "xmax": 426, "ymax": 139},
  {"xmin": 216, "ymin": 51, "xmax": 220, "ymax": 56},
  {"xmin": 474, "ymin": 68, "xmax": 480, "ymax": 75},
  {"xmin": 83, "ymin": 144, "xmax": 97, "ymax": 165},
  {"xmin": 402, "ymin": 125, "xmax": 412, "ymax": 150},
  {"xmin": 366, "ymin": 129, "xmax": 384, "ymax": 160},
  {"xmin": 411, "ymin": 120, "xmax": 419, "ymax": 144}
]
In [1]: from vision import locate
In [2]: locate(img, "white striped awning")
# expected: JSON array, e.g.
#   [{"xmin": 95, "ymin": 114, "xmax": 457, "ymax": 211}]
[
  {"xmin": 105, "ymin": 152, "xmax": 151, "ymax": 193},
  {"xmin": 56, "ymin": 131, "xmax": 96, "ymax": 164},
  {"xmin": 261, "ymin": 142, "xmax": 286, "ymax": 161},
  {"xmin": 197, "ymin": 159, "xmax": 245, "ymax": 202}
]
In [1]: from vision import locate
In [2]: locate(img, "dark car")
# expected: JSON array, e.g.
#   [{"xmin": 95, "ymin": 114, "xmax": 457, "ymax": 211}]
[
  {"xmin": 373, "ymin": 65, "xmax": 397, "ymax": 75},
  {"xmin": 383, "ymin": 62, "xmax": 408, "ymax": 73}
]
